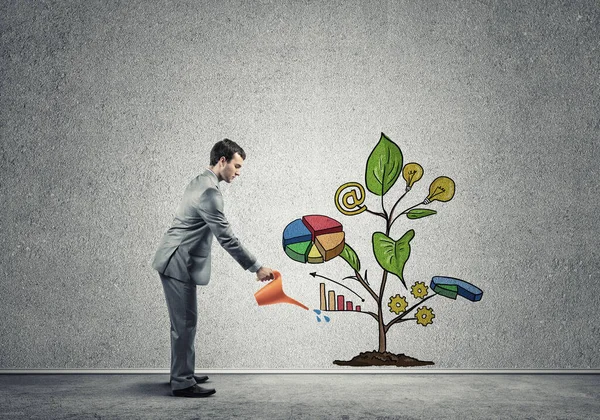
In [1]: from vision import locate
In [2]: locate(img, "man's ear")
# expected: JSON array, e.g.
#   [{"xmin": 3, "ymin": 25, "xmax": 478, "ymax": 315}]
[{"xmin": 219, "ymin": 156, "xmax": 227, "ymax": 166}]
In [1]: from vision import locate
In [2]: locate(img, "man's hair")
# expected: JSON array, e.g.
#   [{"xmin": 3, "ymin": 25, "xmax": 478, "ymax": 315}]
[{"xmin": 209, "ymin": 139, "xmax": 246, "ymax": 165}]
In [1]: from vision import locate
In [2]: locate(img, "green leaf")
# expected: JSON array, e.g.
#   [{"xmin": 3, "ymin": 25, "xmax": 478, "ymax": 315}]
[
  {"xmin": 339, "ymin": 243, "xmax": 360, "ymax": 272},
  {"xmin": 372, "ymin": 229, "xmax": 414, "ymax": 288},
  {"xmin": 406, "ymin": 209, "xmax": 437, "ymax": 219},
  {"xmin": 365, "ymin": 133, "xmax": 403, "ymax": 196}
]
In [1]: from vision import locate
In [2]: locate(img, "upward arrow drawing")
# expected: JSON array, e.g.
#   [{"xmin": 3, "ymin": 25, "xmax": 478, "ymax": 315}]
[{"xmin": 309, "ymin": 272, "xmax": 365, "ymax": 302}]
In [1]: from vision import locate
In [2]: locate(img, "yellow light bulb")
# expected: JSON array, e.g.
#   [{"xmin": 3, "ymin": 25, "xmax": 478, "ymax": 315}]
[
  {"xmin": 424, "ymin": 176, "xmax": 455, "ymax": 204},
  {"xmin": 402, "ymin": 163, "xmax": 424, "ymax": 191}
]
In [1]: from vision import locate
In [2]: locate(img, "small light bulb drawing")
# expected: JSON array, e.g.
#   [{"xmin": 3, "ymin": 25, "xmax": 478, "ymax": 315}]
[
  {"xmin": 423, "ymin": 176, "xmax": 455, "ymax": 204},
  {"xmin": 402, "ymin": 163, "xmax": 424, "ymax": 192}
]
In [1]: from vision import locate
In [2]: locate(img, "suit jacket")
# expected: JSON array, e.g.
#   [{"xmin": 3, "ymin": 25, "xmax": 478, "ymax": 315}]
[{"xmin": 152, "ymin": 169, "xmax": 257, "ymax": 285}]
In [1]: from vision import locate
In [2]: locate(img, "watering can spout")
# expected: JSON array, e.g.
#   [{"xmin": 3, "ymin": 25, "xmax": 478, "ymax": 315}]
[{"xmin": 254, "ymin": 270, "xmax": 309, "ymax": 310}]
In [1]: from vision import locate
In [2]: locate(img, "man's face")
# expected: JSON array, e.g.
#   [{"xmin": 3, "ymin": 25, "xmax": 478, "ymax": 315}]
[{"xmin": 220, "ymin": 153, "xmax": 244, "ymax": 183}]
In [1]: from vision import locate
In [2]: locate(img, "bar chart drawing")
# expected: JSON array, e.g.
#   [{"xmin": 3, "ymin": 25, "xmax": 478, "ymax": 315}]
[{"xmin": 320, "ymin": 283, "xmax": 362, "ymax": 312}]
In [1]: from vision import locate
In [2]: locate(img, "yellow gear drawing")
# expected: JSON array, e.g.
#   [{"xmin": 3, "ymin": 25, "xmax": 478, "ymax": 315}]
[
  {"xmin": 411, "ymin": 281, "xmax": 429, "ymax": 299},
  {"xmin": 388, "ymin": 294, "xmax": 408, "ymax": 315},
  {"xmin": 415, "ymin": 306, "xmax": 435, "ymax": 326}
]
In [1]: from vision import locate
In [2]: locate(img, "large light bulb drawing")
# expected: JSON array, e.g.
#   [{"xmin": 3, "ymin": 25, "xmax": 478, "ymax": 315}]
[
  {"xmin": 423, "ymin": 176, "xmax": 455, "ymax": 204},
  {"xmin": 402, "ymin": 162, "xmax": 423, "ymax": 192}
]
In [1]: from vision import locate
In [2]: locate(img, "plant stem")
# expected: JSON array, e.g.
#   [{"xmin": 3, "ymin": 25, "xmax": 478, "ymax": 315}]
[
  {"xmin": 384, "ymin": 293, "xmax": 436, "ymax": 333},
  {"xmin": 378, "ymin": 272, "xmax": 389, "ymax": 307},
  {"xmin": 377, "ymin": 187, "xmax": 392, "ymax": 352},
  {"xmin": 395, "ymin": 317, "xmax": 416, "ymax": 323},
  {"xmin": 351, "ymin": 310, "xmax": 379, "ymax": 321},
  {"xmin": 389, "ymin": 202, "xmax": 423, "ymax": 231},
  {"xmin": 354, "ymin": 270, "xmax": 379, "ymax": 302},
  {"xmin": 381, "ymin": 193, "xmax": 388, "ymax": 220},
  {"xmin": 322, "ymin": 308, "xmax": 378, "ymax": 321},
  {"xmin": 388, "ymin": 190, "xmax": 409, "ymax": 223},
  {"xmin": 377, "ymin": 271, "xmax": 389, "ymax": 352},
  {"xmin": 365, "ymin": 208, "xmax": 387, "ymax": 219}
]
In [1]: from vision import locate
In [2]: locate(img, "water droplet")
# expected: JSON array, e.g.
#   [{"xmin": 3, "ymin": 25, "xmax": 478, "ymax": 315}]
[
  {"xmin": 324, "ymin": 316, "xmax": 330, "ymax": 323},
  {"xmin": 316, "ymin": 316, "xmax": 321, "ymax": 322},
  {"xmin": 313, "ymin": 309, "xmax": 322, "ymax": 315}
]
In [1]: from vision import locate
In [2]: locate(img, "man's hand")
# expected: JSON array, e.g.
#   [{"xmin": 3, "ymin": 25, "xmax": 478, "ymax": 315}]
[{"xmin": 256, "ymin": 266, "xmax": 274, "ymax": 282}]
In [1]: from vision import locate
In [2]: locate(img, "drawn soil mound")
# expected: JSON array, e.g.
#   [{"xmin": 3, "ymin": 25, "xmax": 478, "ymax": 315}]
[{"xmin": 333, "ymin": 351, "xmax": 434, "ymax": 367}]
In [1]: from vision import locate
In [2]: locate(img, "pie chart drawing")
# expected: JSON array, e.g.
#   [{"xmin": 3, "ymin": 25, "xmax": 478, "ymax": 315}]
[{"xmin": 283, "ymin": 215, "xmax": 345, "ymax": 264}]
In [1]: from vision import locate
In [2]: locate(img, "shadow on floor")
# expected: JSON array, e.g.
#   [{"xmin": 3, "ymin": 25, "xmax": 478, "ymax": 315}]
[{"xmin": 129, "ymin": 379, "xmax": 172, "ymax": 398}]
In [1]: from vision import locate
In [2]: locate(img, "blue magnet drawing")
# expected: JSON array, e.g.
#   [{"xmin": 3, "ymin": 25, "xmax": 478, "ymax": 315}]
[{"xmin": 431, "ymin": 276, "xmax": 483, "ymax": 301}]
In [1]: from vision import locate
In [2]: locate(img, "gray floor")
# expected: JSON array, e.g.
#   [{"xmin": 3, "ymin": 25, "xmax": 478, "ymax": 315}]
[{"xmin": 0, "ymin": 374, "xmax": 598, "ymax": 419}]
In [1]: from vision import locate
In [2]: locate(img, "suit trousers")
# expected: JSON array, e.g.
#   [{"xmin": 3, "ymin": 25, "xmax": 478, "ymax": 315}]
[{"xmin": 160, "ymin": 273, "xmax": 198, "ymax": 391}]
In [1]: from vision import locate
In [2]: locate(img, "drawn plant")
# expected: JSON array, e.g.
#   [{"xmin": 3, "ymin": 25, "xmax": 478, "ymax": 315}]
[{"xmin": 284, "ymin": 132, "xmax": 483, "ymax": 366}]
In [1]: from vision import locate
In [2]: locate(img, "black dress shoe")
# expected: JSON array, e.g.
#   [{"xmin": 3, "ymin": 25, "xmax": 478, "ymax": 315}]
[
  {"xmin": 173, "ymin": 384, "xmax": 216, "ymax": 398},
  {"xmin": 168, "ymin": 375, "xmax": 209, "ymax": 386}
]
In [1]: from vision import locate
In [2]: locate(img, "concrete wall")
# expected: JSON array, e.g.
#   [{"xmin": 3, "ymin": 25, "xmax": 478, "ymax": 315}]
[{"xmin": 1, "ymin": 0, "xmax": 598, "ymax": 369}]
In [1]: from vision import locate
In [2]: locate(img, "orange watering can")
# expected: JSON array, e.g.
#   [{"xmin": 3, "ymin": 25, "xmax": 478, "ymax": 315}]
[{"xmin": 254, "ymin": 270, "xmax": 309, "ymax": 310}]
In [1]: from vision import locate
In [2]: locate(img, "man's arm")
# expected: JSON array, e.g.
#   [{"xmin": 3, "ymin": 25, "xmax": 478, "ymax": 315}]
[{"xmin": 198, "ymin": 188, "xmax": 273, "ymax": 281}]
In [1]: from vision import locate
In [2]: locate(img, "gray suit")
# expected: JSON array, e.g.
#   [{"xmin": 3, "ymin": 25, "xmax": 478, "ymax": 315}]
[
  {"xmin": 153, "ymin": 169, "xmax": 258, "ymax": 284},
  {"xmin": 152, "ymin": 169, "xmax": 259, "ymax": 390}
]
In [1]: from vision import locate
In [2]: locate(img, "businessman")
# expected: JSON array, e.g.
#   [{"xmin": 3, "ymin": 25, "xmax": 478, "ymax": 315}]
[{"xmin": 152, "ymin": 139, "xmax": 274, "ymax": 398}]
